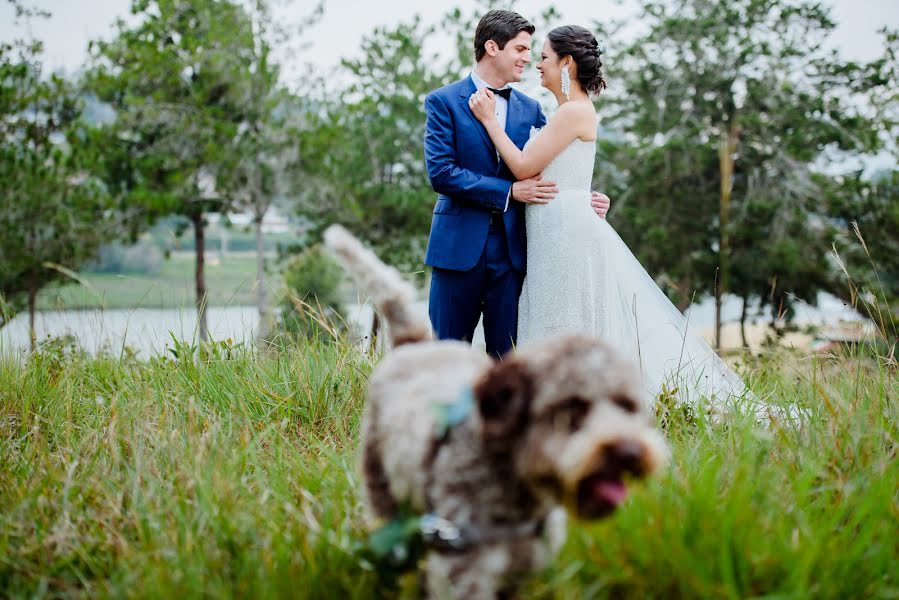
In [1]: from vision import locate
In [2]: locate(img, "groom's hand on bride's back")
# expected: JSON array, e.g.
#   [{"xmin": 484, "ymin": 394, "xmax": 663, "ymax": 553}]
[
  {"xmin": 512, "ymin": 175, "xmax": 558, "ymax": 205},
  {"xmin": 591, "ymin": 192, "xmax": 611, "ymax": 219}
]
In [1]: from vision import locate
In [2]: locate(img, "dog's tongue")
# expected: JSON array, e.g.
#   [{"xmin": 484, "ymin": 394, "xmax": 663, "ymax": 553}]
[{"xmin": 593, "ymin": 479, "xmax": 628, "ymax": 506}]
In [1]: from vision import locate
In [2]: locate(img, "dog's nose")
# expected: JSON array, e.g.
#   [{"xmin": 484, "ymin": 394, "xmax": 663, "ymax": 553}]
[{"xmin": 610, "ymin": 439, "xmax": 646, "ymax": 476}]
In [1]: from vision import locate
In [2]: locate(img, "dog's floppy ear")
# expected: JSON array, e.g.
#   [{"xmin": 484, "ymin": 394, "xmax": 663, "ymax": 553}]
[{"xmin": 472, "ymin": 357, "xmax": 533, "ymax": 440}]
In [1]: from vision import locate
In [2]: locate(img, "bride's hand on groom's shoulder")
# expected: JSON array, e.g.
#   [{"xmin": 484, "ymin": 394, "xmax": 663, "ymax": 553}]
[
  {"xmin": 591, "ymin": 192, "xmax": 611, "ymax": 219},
  {"xmin": 468, "ymin": 89, "xmax": 497, "ymax": 124}
]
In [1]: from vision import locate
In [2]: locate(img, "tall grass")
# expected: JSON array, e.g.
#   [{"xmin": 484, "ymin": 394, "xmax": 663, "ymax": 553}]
[
  {"xmin": 1, "ymin": 336, "xmax": 896, "ymax": 598},
  {"xmin": 533, "ymin": 348, "xmax": 897, "ymax": 599},
  {"xmin": 0, "ymin": 337, "xmax": 377, "ymax": 598}
]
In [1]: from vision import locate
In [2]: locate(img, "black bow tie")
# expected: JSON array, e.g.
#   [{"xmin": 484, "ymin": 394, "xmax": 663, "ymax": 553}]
[{"xmin": 488, "ymin": 87, "xmax": 512, "ymax": 100}]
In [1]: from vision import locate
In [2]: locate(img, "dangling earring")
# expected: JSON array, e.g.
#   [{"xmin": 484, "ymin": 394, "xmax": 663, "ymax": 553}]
[{"xmin": 561, "ymin": 65, "xmax": 571, "ymax": 100}]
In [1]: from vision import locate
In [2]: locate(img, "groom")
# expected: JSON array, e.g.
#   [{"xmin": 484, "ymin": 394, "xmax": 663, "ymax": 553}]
[{"xmin": 424, "ymin": 10, "xmax": 610, "ymax": 357}]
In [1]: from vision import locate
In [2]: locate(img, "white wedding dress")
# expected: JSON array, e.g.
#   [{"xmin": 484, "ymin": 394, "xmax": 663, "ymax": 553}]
[{"xmin": 518, "ymin": 127, "xmax": 749, "ymax": 408}]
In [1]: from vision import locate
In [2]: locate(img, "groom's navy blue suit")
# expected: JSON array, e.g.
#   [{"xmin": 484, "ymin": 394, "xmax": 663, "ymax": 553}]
[{"xmin": 424, "ymin": 75, "xmax": 546, "ymax": 357}]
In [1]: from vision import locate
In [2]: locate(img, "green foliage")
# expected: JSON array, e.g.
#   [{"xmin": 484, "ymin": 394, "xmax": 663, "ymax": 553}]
[
  {"xmin": 0, "ymin": 40, "xmax": 119, "ymax": 332},
  {"xmin": 280, "ymin": 246, "xmax": 345, "ymax": 340},
  {"xmin": 85, "ymin": 0, "xmax": 255, "ymax": 222},
  {"xmin": 212, "ymin": 0, "xmax": 321, "ymax": 323},
  {"xmin": 85, "ymin": 0, "xmax": 281, "ymax": 338},
  {"xmin": 831, "ymin": 28, "xmax": 899, "ymax": 342},
  {"xmin": 296, "ymin": 17, "xmax": 444, "ymax": 273},
  {"xmin": 830, "ymin": 169, "xmax": 899, "ymax": 342},
  {"xmin": 865, "ymin": 27, "xmax": 898, "ymax": 148},
  {"xmin": 727, "ymin": 180, "xmax": 835, "ymax": 324},
  {"xmin": 87, "ymin": 239, "xmax": 163, "ymax": 275},
  {"xmin": 5, "ymin": 0, "xmax": 50, "ymax": 20},
  {"xmin": 0, "ymin": 293, "xmax": 15, "ymax": 329},
  {"xmin": 600, "ymin": 0, "xmax": 885, "ymax": 317}
]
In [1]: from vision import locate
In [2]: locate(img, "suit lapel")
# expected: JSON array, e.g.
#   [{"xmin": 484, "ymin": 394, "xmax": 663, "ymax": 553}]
[
  {"xmin": 505, "ymin": 91, "xmax": 523, "ymax": 142},
  {"xmin": 496, "ymin": 90, "xmax": 527, "ymax": 176},
  {"xmin": 458, "ymin": 77, "xmax": 496, "ymax": 155}
]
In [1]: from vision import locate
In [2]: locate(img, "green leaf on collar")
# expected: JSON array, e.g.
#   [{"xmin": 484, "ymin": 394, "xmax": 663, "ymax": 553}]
[{"xmin": 368, "ymin": 514, "xmax": 423, "ymax": 559}]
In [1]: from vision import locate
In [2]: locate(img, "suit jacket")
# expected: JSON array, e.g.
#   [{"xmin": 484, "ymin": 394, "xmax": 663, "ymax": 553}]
[{"xmin": 423, "ymin": 76, "xmax": 546, "ymax": 272}]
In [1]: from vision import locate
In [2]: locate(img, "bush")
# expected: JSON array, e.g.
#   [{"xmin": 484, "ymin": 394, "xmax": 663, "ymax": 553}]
[
  {"xmin": 87, "ymin": 239, "xmax": 163, "ymax": 275},
  {"xmin": 279, "ymin": 245, "xmax": 344, "ymax": 339},
  {"xmin": 0, "ymin": 292, "xmax": 19, "ymax": 328}
]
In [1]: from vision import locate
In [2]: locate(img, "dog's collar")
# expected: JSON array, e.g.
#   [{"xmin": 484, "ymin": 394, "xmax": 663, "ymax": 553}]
[
  {"xmin": 432, "ymin": 385, "xmax": 475, "ymax": 439},
  {"xmin": 368, "ymin": 512, "xmax": 547, "ymax": 565},
  {"xmin": 420, "ymin": 513, "xmax": 547, "ymax": 553}
]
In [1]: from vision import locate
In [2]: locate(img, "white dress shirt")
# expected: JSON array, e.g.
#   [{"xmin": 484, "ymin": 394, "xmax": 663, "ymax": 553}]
[
  {"xmin": 470, "ymin": 68, "xmax": 509, "ymax": 131},
  {"xmin": 470, "ymin": 69, "xmax": 512, "ymax": 212}
]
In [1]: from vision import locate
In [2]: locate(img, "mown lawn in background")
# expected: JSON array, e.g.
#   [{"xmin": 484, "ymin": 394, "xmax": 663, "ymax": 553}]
[
  {"xmin": 35, "ymin": 254, "xmax": 264, "ymax": 310},
  {"xmin": 0, "ymin": 336, "xmax": 896, "ymax": 599}
]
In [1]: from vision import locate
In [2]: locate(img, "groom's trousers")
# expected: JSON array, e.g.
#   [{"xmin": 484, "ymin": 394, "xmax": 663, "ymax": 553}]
[{"xmin": 428, "ymin": 215, "xmax": 524, "ymax": 358}]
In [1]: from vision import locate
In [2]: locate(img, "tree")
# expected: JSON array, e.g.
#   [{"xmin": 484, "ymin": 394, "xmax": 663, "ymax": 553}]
[
  {"xmin": 87, "ymin": 0, "xmax": 258, "ymax": 341},
  {"xmin": 296, "ymin": 17, "xmax": 444, "ymax": 273},
  {"xmin": 0, "ymin": 36, "xmax": 117, "ymax": 348},
  {"xmin": 727, "ymin": 178, "xmax": 836, "ymax": 343},
  {"xmin": 598, "ymin": 0, "xmax": 882, "ymax": 346},
  {"xmin": 851, "ymin": 28, "xmax": 899, "ymax": 342},
  {"xmin": 4, "ymin": 0, "xmax": 49, "ymax": 20},
  {"xmin": 829, "ymin": 170, "xmax": 899, "ymax": 344},
  {"xmin": 216, "ymin": 0, "xmax": 321, "ymax": 339},
  {"xmin": 279, "ymin": 245, "xmax": 344, "ymax": 341}
]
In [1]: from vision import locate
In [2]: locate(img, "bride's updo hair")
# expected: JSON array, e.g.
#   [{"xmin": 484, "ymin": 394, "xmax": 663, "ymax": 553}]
[{"xmin": 547, "ymin": 25, "xmax": 607, "ymax": 96}]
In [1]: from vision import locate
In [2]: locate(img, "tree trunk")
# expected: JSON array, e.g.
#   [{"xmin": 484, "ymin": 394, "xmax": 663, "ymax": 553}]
[
  {"xmin": 740, "ymin": 296, "xmax": 748, "ymax": 349},
  {"xmin": 716, "ymin": 125, "xmax": 739, "ymax": 351},
  {"xmin": 714, "ymin": 267, "xmax": 722, "ymax": 350},
  {"xmin": 369, "ymin": 310, "xmax": 380, "ymax": 355},
  {"xmin": 219, "ymin": 219, "xmax": 228, "ymax": 258},
  {"xmin": 28, "ymin": 287, "xmax": 37, "ymax": 352},
  {"xmin": 254, "ymin": 214, "xmax": 272, "ymax": 339},
  {"xmin": 674, "ymin": 278, "xmax": 693, "ymax": 314},
  {"xmin": 192, "ymin": 211, "xmax": 208, "ymax": 342}
]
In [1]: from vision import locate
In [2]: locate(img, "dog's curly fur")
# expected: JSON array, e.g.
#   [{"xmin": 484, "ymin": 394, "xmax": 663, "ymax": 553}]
[{"xmin": 325, "ymin": 225, "xmax": 669, "ymax": 599}]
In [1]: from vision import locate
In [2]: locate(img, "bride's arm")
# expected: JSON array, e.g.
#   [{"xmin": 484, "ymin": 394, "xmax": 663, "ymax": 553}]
[{"xmin": 469, "ymin": 90, "xmax": 587, "ymax": 180}]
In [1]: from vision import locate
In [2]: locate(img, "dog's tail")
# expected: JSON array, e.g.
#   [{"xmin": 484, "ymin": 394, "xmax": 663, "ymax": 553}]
[{"xmin": 323, "ymin": 225, "xmax": 432, "ymax": 347}]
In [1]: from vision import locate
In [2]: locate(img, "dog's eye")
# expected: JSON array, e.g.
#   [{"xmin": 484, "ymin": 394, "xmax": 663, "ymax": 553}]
[
  {"xmin": 611, "ymin": 395, "xmax": 639, "ymax": 413},
  {"xmin": 558, "ymin": 397, "xmax": 591, "ymax": 432}
]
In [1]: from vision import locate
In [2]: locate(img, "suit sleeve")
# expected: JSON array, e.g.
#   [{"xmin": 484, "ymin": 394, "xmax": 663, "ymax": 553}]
[
  {"xmin": 535, "ymin": 103, "xmax": 548, "ymax": 129},
  {"xmin": 424, "ymin": 92, "xmax": 512, "ymax": 212}
]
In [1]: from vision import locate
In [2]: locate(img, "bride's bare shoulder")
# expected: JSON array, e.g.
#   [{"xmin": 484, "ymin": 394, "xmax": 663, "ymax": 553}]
[
  {"xmin": 554, "ymin": 100, "xmax": 597, "ymax": 140},
  {"xmin": 557, "ymin": 99, "xmax": 596, "ymax": 114}
]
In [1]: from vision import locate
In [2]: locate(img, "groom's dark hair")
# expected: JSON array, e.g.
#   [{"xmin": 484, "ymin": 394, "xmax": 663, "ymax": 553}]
[{"xmin": 474, "ymin": 10, "xmax": 535, "ymax": 62}]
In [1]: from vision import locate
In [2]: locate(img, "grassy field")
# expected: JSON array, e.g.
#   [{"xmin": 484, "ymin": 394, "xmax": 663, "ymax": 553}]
[
  {"xmin": 35, "ymin": 255, "xmax": 266, "ymax": 311},
  {"xmin": 0, "ymin": 336, "xmax": 896, "ymax": 598}
]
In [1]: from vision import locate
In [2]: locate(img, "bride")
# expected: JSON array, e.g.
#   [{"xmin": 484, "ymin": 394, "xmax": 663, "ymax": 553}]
[{"xmin": 469, "ymin": 25, "xmax": 748, "ymax": 408}]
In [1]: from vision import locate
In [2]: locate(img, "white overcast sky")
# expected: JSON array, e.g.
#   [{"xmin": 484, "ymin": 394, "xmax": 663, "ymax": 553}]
[{"xmin": 2, "ymin": 0, "xmax": 897, "ymax": 82}]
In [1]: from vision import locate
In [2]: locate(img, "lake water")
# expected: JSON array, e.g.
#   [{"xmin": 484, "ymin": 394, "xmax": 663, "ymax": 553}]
[
  {"xmin": 0, "ymin": 293, "xmax": 864, "ymax": 359},
  {"xmin": 0, "ymin": 306, "xmax": 264, "ymax": 358}
]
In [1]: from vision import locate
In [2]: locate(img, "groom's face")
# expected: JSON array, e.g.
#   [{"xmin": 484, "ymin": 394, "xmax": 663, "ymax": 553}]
[{"xmin": 492, "ymin": 31, "xmax": 532, "ymax": 83}]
